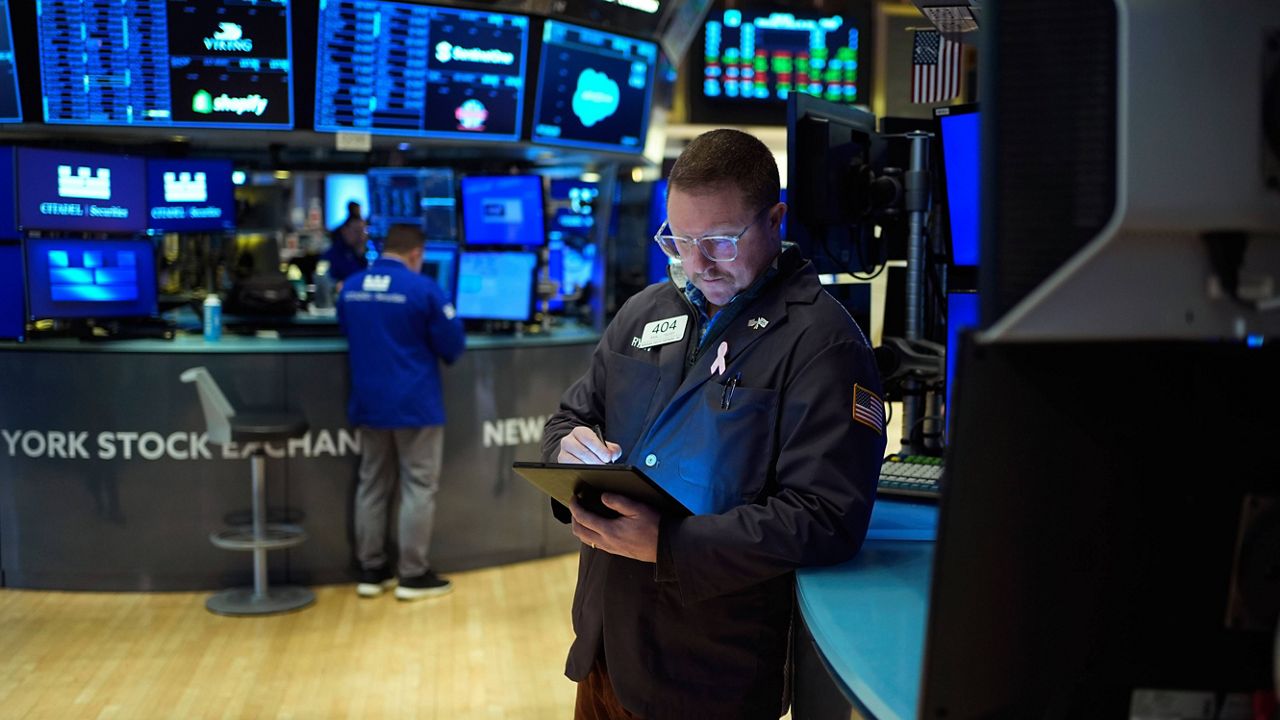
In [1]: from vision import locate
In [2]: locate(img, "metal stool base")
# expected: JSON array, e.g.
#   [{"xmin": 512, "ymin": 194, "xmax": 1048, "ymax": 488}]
[{"xmin": 206, "ymin": 585, "xmax": 315, "ymax": 616}]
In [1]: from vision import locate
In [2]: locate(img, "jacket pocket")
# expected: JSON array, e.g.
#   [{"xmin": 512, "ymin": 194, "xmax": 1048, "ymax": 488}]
[
  {"xmin": 602, "ymin": 349, "xmax": 660, "ymax": 458},
  {"xmin": 672, "ymin": 382, "xmax": 778, "ymax": 514}
]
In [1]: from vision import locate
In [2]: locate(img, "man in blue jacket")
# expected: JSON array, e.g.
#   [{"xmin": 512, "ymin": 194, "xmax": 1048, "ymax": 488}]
[{"xmin": 338, "ymin": 223, "xmax": 466, "ymax": 600}]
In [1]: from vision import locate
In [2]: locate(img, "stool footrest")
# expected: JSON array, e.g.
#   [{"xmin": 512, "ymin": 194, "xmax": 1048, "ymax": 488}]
[
  {"xmin": 206, "ymin": 586, "xmax": 315, "ymax": 616},
  {"xmin": 209, "ymin": 524, "xmax": 307, "ymax": 551}
]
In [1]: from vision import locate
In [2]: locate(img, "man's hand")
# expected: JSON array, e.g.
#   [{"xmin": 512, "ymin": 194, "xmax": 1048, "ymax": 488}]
[
  {"xmin": 569, "ymin": 493, "xmax": 659, "ymax": 563},
  {"xmin": 557, "ymin": 425, "xmax": 621, "ymax": 464}
]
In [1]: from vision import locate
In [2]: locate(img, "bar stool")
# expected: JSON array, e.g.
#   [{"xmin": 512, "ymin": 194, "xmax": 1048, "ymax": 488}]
[{"xmin": 180, "ymin": 366, "xmax": 315, "ymax": 616}]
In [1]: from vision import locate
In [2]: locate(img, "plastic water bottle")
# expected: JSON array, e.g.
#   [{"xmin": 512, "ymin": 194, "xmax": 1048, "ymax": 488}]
[{"xmin": 203, "ymin": 294, "xmax": 222, "ymax": 342}]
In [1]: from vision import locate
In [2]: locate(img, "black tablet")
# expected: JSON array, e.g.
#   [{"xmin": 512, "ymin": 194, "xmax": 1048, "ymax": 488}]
[{"xmin": 511, "ymin": 461, "xmax": 692, "ymax": 518}]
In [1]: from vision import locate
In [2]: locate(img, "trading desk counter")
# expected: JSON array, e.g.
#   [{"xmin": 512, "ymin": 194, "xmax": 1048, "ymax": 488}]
[
  {"xmin": 794, "ymin": 501, "xmax": 937, "ymax": 720},
  {"xmin": 0, "ymin": 327, "xmax": 599, "ymax": 591}
]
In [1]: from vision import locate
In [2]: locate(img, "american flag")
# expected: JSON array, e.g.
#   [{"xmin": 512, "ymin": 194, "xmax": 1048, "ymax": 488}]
[
  {"xmin": 911, "ymin": 30, "xmax": 962, "ymax": 104},
  {"xmin": 852, "ymin": 384, "xmax": 884, "ymax": 435}
]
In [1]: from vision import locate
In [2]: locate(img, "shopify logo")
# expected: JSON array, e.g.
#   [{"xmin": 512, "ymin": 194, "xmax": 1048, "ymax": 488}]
[
  {"xmin": 192, "ymin": 90, "xmax": 269, "ymax": 116},
  {"xmin": 204, "ymin": 22, "xmax": 253, "ymax": 52},
  {"xmin": 433, "ymin": 41, "xmax": 515, "ymax": 66}
]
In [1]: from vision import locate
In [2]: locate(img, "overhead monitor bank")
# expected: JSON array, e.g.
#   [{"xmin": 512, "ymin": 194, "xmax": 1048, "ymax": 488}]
[
  {"xmin": 315, "ymin": 0, "xmax": 529, "ymax": 141},
  {"xmin": 36, "ymin": 0, "xmax": 294, "ymax": 129}
]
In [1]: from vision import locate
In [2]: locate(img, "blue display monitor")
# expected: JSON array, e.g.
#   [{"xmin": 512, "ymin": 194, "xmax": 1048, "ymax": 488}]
[
  {"xmin": 0, "ymin": 243, "xmax": 24, "ymax": 339},
  {"xmin": 16, "ymin": 148, "xmax": 147, "ymax": 233},
  {"xmin": 945, "ymin": 290, "xmax": 979, "ymax": 439},
  {"xmin": 936, "ymin": 105, "xmax": 979, "ymax": 267},
  {"xmin": 547, "ymin": 178, "xmax": 599, "ymax": 309},
  {"xmin": 461, "ymin": 175, "xmax": 544, "ymax": 247},
  {"xmin": 368, "ymin": 168, "xmax": 456, "ymax": 241},
  {"xmin": 0, "ymin": 146, "xmax": 17, "ymax": 239},
  {"xmin": 25, "ymin": 237, "xmax": 158, "ymax": 320},
  {"xmin": 532, "ymin": 20, "xmax": 657, "ymax": 153},
  {"xmin": 315, "ymin": 1, "xmax": 529, "ymax": 140},
  {"xmin": 38, "ymin": 0, "xmax": 294, "ymax": 128},
  {"xmin": 454, "ymin": 250, "xmax": 536, "ymax": 322},
  {"xmin": 692, "ymin": 8, "xmax": 860, "ymax": 125},
  {"xmin": 421, "ymin": 240, "xmax": 458, "ymax": 303},
  {"xmin": 146, "ymin": 158, "xmax": 236, "ymax": 233},
  {"xmin": 325, "ymin": 173, "xmax": 369, "ymax": 231},
  {"xmin": 0, "ymin": 0, "xmax": 22, "ymax": 123}
]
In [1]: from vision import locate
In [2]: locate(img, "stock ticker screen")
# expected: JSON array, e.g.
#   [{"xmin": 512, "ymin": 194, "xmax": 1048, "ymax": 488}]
[
  {"xmin": 531, "ymin": 20, "xmax": 656, "ymax": 154},
  {"xmin": 315, "ymin": 0, "xmax": 528, "ymax": 140},
  {"xmin": 37, "ymin": 0, "xmax": 294, "ymax": 128},
  {"xmin": 694, "ymin": 9, "xmax": 859, "ymax": 124},
  {"xmin": 0, "ymin": 0, "xmax": 21, "ymax": 122}
]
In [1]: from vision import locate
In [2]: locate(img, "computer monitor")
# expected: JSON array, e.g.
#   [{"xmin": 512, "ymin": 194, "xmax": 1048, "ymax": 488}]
[
  {"xmin": 935, "ymin": 104, "xmax": 979, "ymax": 269},
  {"xmin": 0, "ymin": 146, "xmax": 17, "ymax": 240},
  {"xmin": 0, "ymin": 243, "xmax": 24, "ymax": 339},
  {"xmin": 37, "ymin": 0, "xmax": 294, "ymax": 129},
  {"xmin": 923, "ymin": 338, "xmax": 1278, "ymax": 717},
  {"xmin": 454, "ymin": 250, "xmax": 537, "ymax": 322},
  {"xmin": 0, "ymin": 0, "xmax": 22, "ymax": 123},
  {"xmin": 314, "ymin": 1, "xmax": 529, "ymax": 140},
  {"xmin": 691, "ymin": 7, "xmax": 862, "ymax": 126},
  {"xmin": 421, "ymin": 241, "xmax": 458, "ymax": 303},
  {"xmin": 460, "ymin": 175, "xmax": 545, "ymax": 247},
  {"xmin": 16, "ymin": 148, "xmax": 147, "ymax": 233},
  {"xmin": 531, "ymin": 20, "xmax": 658, "ymax": 154},
  {"xmin": 785, "ymin": 92, "xmax": 884, "ymax": 276},
  {"xmin": 146, "ymin": 159, "xmax": 236, "ymax": 233},
  {"xmin": 25, "ymin": 237, "xmax": 158, "ymax": 320},
  {"xmin": 325, "ymin": 174, "xmax": 369, "ymax": 232},
  {"xmin": 368, "ymin": 168, "xmax": 456, "ymax": 241},
  {"xmin": 943, "ymin": 290, "xmax": 977, "ymax": 440},
  {"xmin": 547, "ymin": 178, "xmax": 599, "ymax": 309}
]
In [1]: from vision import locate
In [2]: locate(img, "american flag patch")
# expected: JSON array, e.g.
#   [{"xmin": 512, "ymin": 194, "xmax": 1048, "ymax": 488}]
[{"xmin": 852, "ymin": 384, "xmax": 884, "ymax": 434}]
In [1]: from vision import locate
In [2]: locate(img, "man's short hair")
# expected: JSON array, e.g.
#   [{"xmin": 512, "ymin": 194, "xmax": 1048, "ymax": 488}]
[
  {"xmin": 667, "ymin": 129, "xmax": 780, "ymax": 213},
  {"xmin": 382, "ymin": 224, "xmax": 424, "ymax": 255}
]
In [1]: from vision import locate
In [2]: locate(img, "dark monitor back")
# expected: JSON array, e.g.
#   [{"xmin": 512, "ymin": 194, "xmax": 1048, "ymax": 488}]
[{"xmin": 923, "ymin": 339, "xmax": 1279, "ymax": 717}]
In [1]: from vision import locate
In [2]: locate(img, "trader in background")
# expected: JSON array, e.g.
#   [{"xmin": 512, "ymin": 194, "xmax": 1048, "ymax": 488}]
[
  {"xmin": 338, "ymin": 224, "xmax": 465, "ymax": 601},
  {"xmin": 323, "ymin": 200, "xmax": 370, "ymax": 285},
  {"xmin": 541, "ymin": 129, "xmax": 885, "ymax": 718}
]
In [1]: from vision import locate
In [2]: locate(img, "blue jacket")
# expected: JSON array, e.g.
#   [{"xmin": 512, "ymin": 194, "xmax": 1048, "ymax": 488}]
[
  {"xmin": 338, "ymin": 257, "xmax": 465, "ymax": 428},
  {"xmin": 323, "ymin": 236, "xmax": 368, "ymax": 282}
]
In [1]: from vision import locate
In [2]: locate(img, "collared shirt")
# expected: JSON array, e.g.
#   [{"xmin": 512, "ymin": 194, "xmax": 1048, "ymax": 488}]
[{"xmin": 681, "ymin": 245, "xmax": 791, "ymax": 350}]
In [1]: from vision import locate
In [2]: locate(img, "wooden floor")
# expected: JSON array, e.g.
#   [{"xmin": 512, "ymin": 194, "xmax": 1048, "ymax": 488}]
[{"xmin": 0, "ymin": 553, "xmax": 580, "ymax": 720}]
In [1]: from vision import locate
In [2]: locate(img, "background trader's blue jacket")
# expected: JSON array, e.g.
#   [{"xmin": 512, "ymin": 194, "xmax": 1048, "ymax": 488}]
[{"xmin": 338, "ymin": 257, "xmax": 465, "ymax": 428}]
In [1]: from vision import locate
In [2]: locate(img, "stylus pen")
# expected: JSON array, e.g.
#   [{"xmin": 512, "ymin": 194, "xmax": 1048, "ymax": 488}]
[{"xmin": 593, "ymin": 424, "xmax": 613, "ymax": 464}]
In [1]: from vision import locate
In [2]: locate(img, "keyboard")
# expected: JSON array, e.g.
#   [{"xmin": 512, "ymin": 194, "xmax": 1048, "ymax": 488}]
[{"xmin": 877, "ymin": 454, "xmax": 943, "ymax": 501}]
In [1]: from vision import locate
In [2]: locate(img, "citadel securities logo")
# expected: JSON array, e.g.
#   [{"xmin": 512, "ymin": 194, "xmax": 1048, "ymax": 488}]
[
  {"xmin": 361, "ymin": 274, "xmax": 391, "ymax": 292},
  {"xmin": 57, "ymin": 165, "xmax": 112, "ymax": 200},
  {"xmin": 434, "ymin": 41, "xmax": 516, "ymax": 66},
  {"xmin": 163, "ymin": 171, "xmax": 208, "ymax": 203},
  {"xmin": 192, "ymin": 90, "xmax": 270, "ymax": 116},
  {"xmin": 204, "ymin": 22, "xmax": 253, "ymax": 52},
  {"xmin": 572, "ymin": 69, "xmax": 621, "ymax": 127},
  {"xmin": 1, "ymin": 428, "xmax": 360, "ymax": 461}
]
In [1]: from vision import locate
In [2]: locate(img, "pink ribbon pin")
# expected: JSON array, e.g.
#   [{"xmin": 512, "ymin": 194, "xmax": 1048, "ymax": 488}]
[{"xmin": 709, "ymin": 341, "xmax": 729, "ymax": 376}]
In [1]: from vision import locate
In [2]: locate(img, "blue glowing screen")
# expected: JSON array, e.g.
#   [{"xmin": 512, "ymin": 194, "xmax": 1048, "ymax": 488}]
[
  {"xmin": 945, "ymin": 291, "xmax": 979, "ymax": 439},
  {"xmin": 0, "ymin": 146, "xmax": 17, "ymax": 239},
  {"xmin": 454, "ymin": 250, "xmax": 536, "ymax": 321},
  {"xmin": 316, "ymin": 0, "xmax": 528, "ymax": 140},
  {"xmin": 37, "ymin": 0, "xmax": 294, "ymax": 129},
  {"xmin": 547, "ymin": 178, "xmax": 598, "ymax": 309},
  {"xmin": 421, "ymin": 240, "xmax": 457, "ymax": 303},
  {"xmin": 0, "ymin": 243, "xmax": 24, "ymax": 339},
  {"xmin": 146, "ymin": 158, "xmax": 236, "ymax": 232},
  {"xmin": 0, "ymin": 0, "xmax": 22, "ymax": 123},
  {"xmin": 16, "ymin": 148, "xmax": 147, "ymax": 233},
  {"xmin": 939, "ymin": 110, "xmax": 979, "ymax": 266},
  {"xmin": 461, "ymin": 175, "xmax": 544, "ymax": 247},
  {"xmin": 368, "ymin": 167, "xmax": 456, "ymax": 241},
  {"xmin": 26, "ymin": 237, "xmax": 158, "ymax": 320},
  {"xmin": 532, "ymin": 20, "xmax": 657, "ymax": 153}
]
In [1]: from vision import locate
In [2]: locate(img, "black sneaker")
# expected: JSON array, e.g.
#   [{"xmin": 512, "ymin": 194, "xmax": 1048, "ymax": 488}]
[
  {"xmin": 356, "ymin": 565, "xmax": 397, "ymax": 598},
  {"xmin": 394, "ymin": 570, "xmax": 453, "ymax": 601}
]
